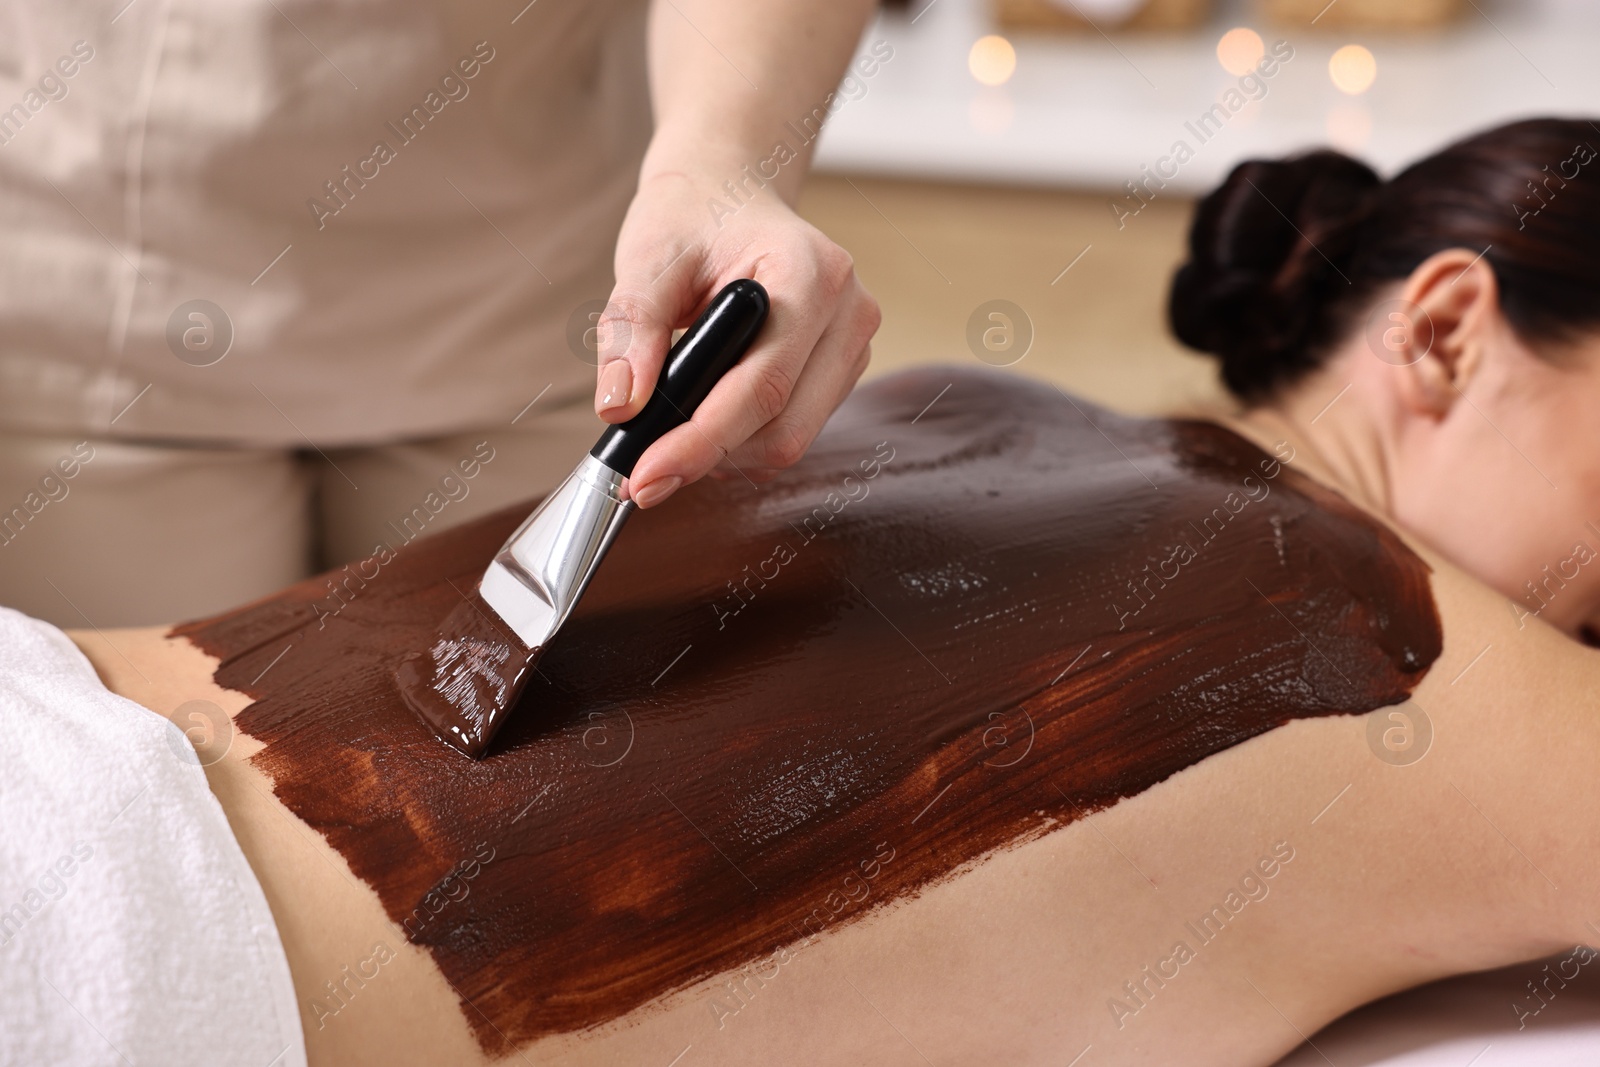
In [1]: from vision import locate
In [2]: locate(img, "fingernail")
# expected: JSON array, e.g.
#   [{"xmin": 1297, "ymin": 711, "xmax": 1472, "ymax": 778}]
[
  {"xmin": 631, "ymin": 475, "xmax": 681, "ymax": 509},
  {"xmin": 597, "ymin": 360, "xmax": 633, "ymax": 415}
]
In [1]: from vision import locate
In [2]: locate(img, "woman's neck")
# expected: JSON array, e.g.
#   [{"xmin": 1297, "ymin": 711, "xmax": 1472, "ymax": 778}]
[{"xmin": 1221, "ymin": 353, "xmax": 1398, "ymax": 525}]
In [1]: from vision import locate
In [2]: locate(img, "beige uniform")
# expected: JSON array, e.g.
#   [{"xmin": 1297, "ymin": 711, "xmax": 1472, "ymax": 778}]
[{"xmin": 0, "ymin": 0, "xmax": 651, "ymax": 625}]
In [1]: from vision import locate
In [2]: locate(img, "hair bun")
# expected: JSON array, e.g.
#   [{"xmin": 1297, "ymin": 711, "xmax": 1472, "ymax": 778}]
[{"xmin": 1169, "ymin": 150, "xmax": 1381, "ymax": 398}]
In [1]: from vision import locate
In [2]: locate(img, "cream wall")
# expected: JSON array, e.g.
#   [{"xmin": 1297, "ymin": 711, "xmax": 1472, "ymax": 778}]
[{"xmin": 798, "ymin": 175, "xmax": 1228, "ymax": 417}]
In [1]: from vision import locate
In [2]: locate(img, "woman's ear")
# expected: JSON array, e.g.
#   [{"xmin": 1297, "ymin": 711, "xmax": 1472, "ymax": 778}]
[{"xmin": 1389, "ymin": 249, "xmax": 1501, "ymax": 417}]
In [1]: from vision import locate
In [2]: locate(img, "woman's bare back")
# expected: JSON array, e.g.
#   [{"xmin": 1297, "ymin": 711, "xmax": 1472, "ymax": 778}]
[{"xmin": 73, "ymin": 369, "xmax": 1600, "ymax": 1065}]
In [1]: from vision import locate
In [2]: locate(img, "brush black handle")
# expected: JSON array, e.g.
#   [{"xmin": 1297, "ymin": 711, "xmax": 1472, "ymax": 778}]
[{"xmin": 590, "ymin": 279, "xmax": 770, "ymax": 478}]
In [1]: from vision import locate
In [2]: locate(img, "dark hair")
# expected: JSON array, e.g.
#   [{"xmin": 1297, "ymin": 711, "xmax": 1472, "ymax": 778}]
[{"xmin": 1169, "ymin": 117, "xmax": 1600, "ymax": 400}]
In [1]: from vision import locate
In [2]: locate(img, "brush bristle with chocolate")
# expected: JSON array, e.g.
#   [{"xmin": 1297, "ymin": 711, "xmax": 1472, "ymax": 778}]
[{"xmin": 396, "ymin": 595, "xmax": 542, "ymax": 758}]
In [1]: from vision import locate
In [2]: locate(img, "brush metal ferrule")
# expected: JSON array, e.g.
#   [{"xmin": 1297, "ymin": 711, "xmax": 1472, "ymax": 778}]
[{"xmin": 478, "ymin": 454, "xmax": 634, "ymax": 649}]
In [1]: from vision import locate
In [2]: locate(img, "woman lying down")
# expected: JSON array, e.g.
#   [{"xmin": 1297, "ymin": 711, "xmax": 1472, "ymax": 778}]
[{"xmin": 7, "ymin": 116, "xmax": 1600, "ymax": 1066}]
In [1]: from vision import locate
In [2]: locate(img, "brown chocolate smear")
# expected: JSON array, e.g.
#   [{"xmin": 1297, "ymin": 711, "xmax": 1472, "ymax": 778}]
[
  {"xmin": 395, "ymin": 596, "xmax": 540, "ymax": 758},
  {"xmin": 172, "ymin": 368, "xmax": 1441, "ymax": 1052}
]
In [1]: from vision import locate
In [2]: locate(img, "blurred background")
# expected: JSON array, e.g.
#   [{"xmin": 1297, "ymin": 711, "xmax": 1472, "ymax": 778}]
[{"xmin": 797, "ymin": 0, "xmax": 1599, "ymax": 415}]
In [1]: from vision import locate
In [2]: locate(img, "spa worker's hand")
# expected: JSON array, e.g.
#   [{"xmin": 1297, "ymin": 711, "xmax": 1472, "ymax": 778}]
[{"xmin": 594, "ymin": 0, "xmax": 883, "ymax": 509}]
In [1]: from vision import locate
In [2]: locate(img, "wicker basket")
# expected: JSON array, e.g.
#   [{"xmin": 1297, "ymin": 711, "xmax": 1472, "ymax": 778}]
[
  {"xmin": 994, "ymin": 0, "xmax": 1212, "ymax": 32},
  {"xmin": 1259, "ymin": 0, "xmax": 1463, "ymax": 29}
]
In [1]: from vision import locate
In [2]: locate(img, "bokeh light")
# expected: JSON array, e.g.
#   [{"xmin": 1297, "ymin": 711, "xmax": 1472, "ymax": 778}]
[
  {"xmin": 969, "ymin": 35, "xmax": 1017, "ymax": 87},
  {"xmin": 1329, "ymin": 44, "xmax": 1377, "ymax": 95},
  {"xmin": 1216, "ymin": 28, "xmax": 1265, "ymax": 77}
]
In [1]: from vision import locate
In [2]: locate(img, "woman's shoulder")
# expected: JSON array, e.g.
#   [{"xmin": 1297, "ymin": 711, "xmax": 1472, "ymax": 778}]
[{"xmin": 1399, "ymin": 537, "xmax": 1599, "ymax": 727}]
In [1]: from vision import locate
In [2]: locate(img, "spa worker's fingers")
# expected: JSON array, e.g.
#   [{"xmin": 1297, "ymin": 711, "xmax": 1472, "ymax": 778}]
[
  {"xmin": 596, "ymin": 187, "xmax": 879, "ymax": 506},
  {"xmin": 590, "ymin": 0, "xmax": 883, "ymax": 509}
]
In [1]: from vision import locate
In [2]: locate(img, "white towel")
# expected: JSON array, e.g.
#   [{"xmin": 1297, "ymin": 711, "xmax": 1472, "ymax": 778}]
[{"xmin": 0, "ymin": 606, "xmax": 305, "ymax": 1067}]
